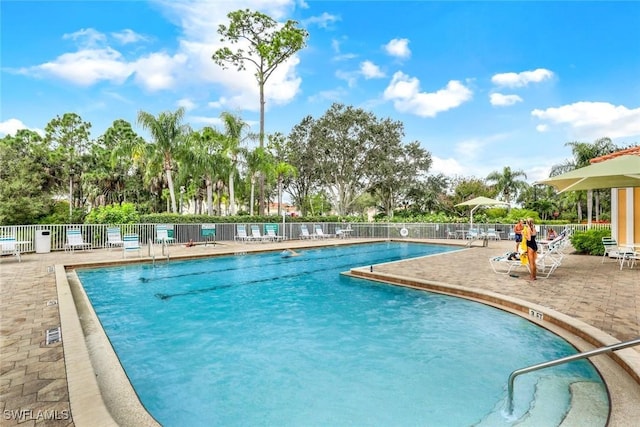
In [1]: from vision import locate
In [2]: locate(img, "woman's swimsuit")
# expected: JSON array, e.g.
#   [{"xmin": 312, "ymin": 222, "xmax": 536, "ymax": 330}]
[{"xmin": 526, "ymin": 234, "xmax": 538, "ymax": 251}]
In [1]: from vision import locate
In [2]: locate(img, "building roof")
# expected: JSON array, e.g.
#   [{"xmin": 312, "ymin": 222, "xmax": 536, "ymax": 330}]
[{"xmin": 590, "ymin": 145, "xmax": 640, "ymax": 163}]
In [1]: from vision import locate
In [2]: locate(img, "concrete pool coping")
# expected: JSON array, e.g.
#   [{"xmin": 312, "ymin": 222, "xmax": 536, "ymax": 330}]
[{"xmin": 2, "ymin": 238, "xmax": 639, "ymax": 426}]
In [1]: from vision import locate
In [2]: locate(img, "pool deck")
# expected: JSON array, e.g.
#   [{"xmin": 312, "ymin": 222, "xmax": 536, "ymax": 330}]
[{"xmin": 1, "ymin": 238, "xmax": 638, "ymax": 426}]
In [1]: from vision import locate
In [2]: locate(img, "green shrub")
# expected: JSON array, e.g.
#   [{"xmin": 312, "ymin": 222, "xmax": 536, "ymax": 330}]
[
  {"xmin": 85, "ymin": 203, "xmax": 140, "ymax": 224},
  {"xmin": 570, "ymin": 228, "xmax": 611, "ymax": 255}
]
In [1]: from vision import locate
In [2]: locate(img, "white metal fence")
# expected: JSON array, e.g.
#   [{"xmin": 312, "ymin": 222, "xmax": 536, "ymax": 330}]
[{"xmin": 0, "ymin": 222, "xmax": 611, "ymax": 253}]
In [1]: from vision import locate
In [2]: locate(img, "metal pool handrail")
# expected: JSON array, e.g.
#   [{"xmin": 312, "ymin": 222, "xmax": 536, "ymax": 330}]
[{"xmin": 506, "ymin": 336, "xmax": 640, "ymax": 414}]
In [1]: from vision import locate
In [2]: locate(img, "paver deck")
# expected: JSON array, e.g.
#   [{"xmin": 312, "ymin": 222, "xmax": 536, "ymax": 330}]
[{"xmin": 1, "ymin": 238, "xmax": 638, "ymax": 426}]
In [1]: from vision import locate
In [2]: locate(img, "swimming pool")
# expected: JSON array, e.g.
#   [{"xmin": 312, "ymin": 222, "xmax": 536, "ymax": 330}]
[{"xmin": 76, "ymin": 242, "xmax": 607, "ymax": 426}]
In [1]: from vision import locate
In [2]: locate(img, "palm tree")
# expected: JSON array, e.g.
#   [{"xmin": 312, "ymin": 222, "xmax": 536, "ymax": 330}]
[
  {"xmin": 180, "ymin": 127, "xmax": 228, "ymax": 215},
  {"xmin": 136, "ymin": 108, "xmax": 189, "ymax": 214},
  {"xmin": 245, "ymin": 146, "xmax": 271, "ymax": 216},
  {"xmin": 485, "ymin": 166, "xmax": 528, "ymax": 205},
  {"xmin": 220, "ymin": 112, "xmax": 248, "ymax": 215}
]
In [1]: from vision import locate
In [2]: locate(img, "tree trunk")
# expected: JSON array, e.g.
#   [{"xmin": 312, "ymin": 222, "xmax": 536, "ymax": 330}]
[
  {"xmin": 258, "ymin": 81, "xmax": 265, "ymax": 216},
  {"xmin": 206, "ymin": 177, "xmax": 213, "ymax": 216},
  {"xmin": 228, "ymin": 171, "xmax": 236, "ymax": 215},
  {"xmin": 250, "ymin": 174, "xmax": 256, "ymax": 216},
  {"xmin": 165, "ymin": 166, "xmax": 177, "ymax": 214},
  {"xmin": 587, "ymin": 189, "xmax": 593, "ymax": 227}
]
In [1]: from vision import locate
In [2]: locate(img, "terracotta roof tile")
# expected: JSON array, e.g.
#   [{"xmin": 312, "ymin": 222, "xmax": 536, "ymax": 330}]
[{"xmin": 590, "ymin": 145, "xmax": 640, "ymax": 163}]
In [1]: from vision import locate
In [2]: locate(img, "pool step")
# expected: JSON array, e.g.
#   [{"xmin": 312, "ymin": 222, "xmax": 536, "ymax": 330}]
[
  {"xmin": 559, "ymin": 382, "xmax": 608, "ymax": 427},
  {"xmin": 475, "ymin": 377, "xmax": 606, "ymax": 427},
  {"xmin": 515, "ymin": 376, "xmax": 572, "ymax": 426}
]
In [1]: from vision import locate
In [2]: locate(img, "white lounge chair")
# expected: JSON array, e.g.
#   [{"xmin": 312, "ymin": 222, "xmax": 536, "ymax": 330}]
[
  {"xmin": 601, "ymin": 237, "xmax": 625, "ymax": 263},
  {"xmin": 250, "ymin": 225, "xmax": 270, "ymax": 243},
  {"xmin": 314, "ymin": 225, "xmax": 333, "ymax": 239},
  {"xmin": 235, "ymin": 224, "xmax": 250, "ymax": 242},
  {"xmin": 123, "ymin": 233, "xmax": 141, "ymax": 258},
  {"xmin": 107, "ymin": 227, "xmax": 124, "ymax": 250},
  {"xmin": 156, "ymin": 224, "xmax": 175, "ymax": 245},
  {"xmin": 486, "ymin": 228, "xmax": 500, "ymax": 240},
  {"xmin": 489, "ymin": 252, "xmax": 524, "ymax": 275},
  {"xmin": 0, "ymin": 237, "xmax": 21, "ymax": 262},
  {"xmin": 300, "ymin": 225, "xmax": 313, "ymax": 240},
  {"xmin": 532, "ymin": 250, "xmax": 562, "ymax": 279},
  {"xmin": 65, "ymin": 229, "xmax": 91, "ymax": 253},
  {"xmin": 265, "ymin": 225, "xmax": 284, "ymax": 242}
]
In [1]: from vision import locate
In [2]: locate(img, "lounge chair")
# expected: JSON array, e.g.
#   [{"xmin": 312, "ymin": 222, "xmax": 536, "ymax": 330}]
[
  {"xmin": 299, "ymin": 225, "xmax": 313, "ymax": 240},
  {"xmin": 123, "ymin": 233, "xmax": 142, "ymax": 258},
  {"xmin": 264, "ymin": 224, "xmax": 284, "ymax": 242},
  {"xmin": 489, "ymin": 252, "xmax": 524, "ymax": 275},
  {"xmin": 107, "ymin": 227, "xmax": 124, "ymax": 250},
  {"xmin": 156, "ymin": 224, "xmax": 175, "ymax": 245},
  {"xmin": 601, "ymin": 237, "xmax": 624, "ymax": 263},
  {"xmin": 532, "ymin": 250, "xmax": 562, "ymax": 279},
  {"xmin": 466, "ymin": 228, "xmax": 480, "ymax": 240},
  {"xmin": 250, "ymin": 225, "xmax": 270, "ymax": 243},
  {"xmin": 314, "ymin": 225, "xmax": 333, "ymax": 239},
  {"xmin": 235, "ymin": 224, "xmax": 250, "ymax": 242},
  {"xmin": 486, "ymin": 228, "xmax": 500, "ymax": 240},
  {"xmin": 446, "ymin": 228, "xmax": 457, "ymax": 239},
  {"xmin": 65, "ymin": 229, "xmax": 91, "ymax": 253},
  {"xmin": 0, "ymin": 237, "xmax": 21, "ymax": 262}
]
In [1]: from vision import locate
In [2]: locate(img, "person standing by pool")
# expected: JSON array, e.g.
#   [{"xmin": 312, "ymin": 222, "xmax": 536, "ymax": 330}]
[
  {"xmin": 523, "ymin": 218, "xmax": 538, "ymax": 280},
  {"xmin": 513, "ymin": 219, "xmax": 524, "ymax": 252}
]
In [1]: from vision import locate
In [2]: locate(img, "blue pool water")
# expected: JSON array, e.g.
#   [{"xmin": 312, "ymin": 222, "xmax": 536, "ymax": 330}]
[{"xmin": 76, "ymin": 242, "xmax": 607, "ymax": 426}]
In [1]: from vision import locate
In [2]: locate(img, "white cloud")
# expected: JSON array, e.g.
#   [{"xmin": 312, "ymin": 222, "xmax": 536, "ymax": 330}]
[
  {"xmin": 12, "ymin": 1, "xmax": 305, "ymax": 111},
  {"xmin": 536, "ymin": 124, "xmax": 549, "ymax": 132},
  {"xmin": 531, "ymin": 101, "xmax": 640, "ymax": 139},
  {"xmin": 430, "ymin": 156, "xmax": 466, "ymax": 176},
  {"xmin": 27, "ymin": 47, "xmax": 132, "ymax": 86},
  {"xmin": 490, "ymin": 93, "xmax": 522, "ymax": 107},
  {"xmin": 383, "ymin": 72, "xmax": 472, "ymax": 117},
  {"xmin": 0, "ymin": 118, "xmax": 28, "ymax": 136},
  {"xmin": 132, "ymin": 52, "xmax": 187, "ymax": 91},
  {"xmin": 307, "ymin": 88, "xmax": 348, "ymax": 103},
  {"xmin": 177, "ymin": 98, "xmax": 197, "ymax": 111},
  {"xmin": 384, "ymin": 38, "xmax": 411, "ymax": 59},
  {"xmin": 302, "ymin": 12, "xmax": 340, "ymax": 28},
  {"xmin": 62, "ymin": 28, "xmax": 106, "ymax": 48},
  {"xmin": 335, "ymin": 69, "xmax": 358, "ymax": 88},
  {"xmin": 111, "ymin": 29, "xmax": 149, "ymax": 45},
  {"xmin": 491, "ymin": 68, "xmax": 553, "ymax": 88},
  {"xmin": 360, "ymin": 61, "xmax": 385, "ymax": 79}
]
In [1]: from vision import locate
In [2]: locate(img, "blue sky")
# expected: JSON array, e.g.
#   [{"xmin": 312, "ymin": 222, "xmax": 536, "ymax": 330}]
[{"xmin": 1, "ymin": 0, "xmax": 639, "ymax": 184}]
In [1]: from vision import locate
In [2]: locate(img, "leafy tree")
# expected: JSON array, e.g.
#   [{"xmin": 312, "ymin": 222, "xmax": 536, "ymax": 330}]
[
  {"xmin": 220, "ymin": 112, "xmax": 249, "ymax": 215},
  {"xmin": 213, "ymin": 8, "xmax": 309, "ymax": 215},
  {"xmin": 267, "ymin": 133, "xmax": 297, "ymax": 216},
  {"xmin": 284, "ymin": 116, "xmax": 322, "ymax": 216},
  {"xmin": 136, "ymin": 108, "xmax": 189, "ymax": 214},
  {"xmin": 180, "ymin": 127, "xmax": 228, "ymax": 215},
  {"xmin": 45, "ymin": 113, "xmax": 93, "ymax": 221},
  {"xmin": 369, "ymin": 140, "xmax": 432, "ymax": 217},
  {"xmin": 0, "ymin": 131, "xmax": 53, "ymax": 224},
  {"xmin": 485, "ymin": 166, "xmax": 527, "ymax": 205}
]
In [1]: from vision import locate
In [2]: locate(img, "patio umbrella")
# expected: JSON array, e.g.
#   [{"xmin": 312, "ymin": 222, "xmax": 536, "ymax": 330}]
[
  {"xmin": 536, "ymin": 155, "xmax": 640, "ymax": 193},
  {"xmin": 455, "ymin": 196, "xmax": 509, "ymax": 232}
]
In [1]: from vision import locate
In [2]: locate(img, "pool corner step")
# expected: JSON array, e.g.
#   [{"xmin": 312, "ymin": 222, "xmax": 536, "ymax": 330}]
[{"xmin": 559, "ymin": 381, "xmax": 608, "ymax": 427}]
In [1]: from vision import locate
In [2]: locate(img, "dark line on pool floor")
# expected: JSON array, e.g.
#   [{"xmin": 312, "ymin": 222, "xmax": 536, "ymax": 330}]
[
  {"xmin": 154, "ymin": 254, "xmax": 408, "ymax": 300},
  {"xmin": 141, "ymin": 243, "xmax": 445, "ymax": 284}
]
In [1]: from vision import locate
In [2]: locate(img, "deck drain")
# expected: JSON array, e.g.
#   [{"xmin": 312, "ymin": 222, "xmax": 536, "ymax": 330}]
[
  {"xmin": 45, "ymin": 327, "xmax": 61, "ymax": 345},
  {"xmin": 47, "ymin": 265, "xmax": 55, "ymax": 274},
  {"xmin": 46, "ymin": 299, "xmax": 58, "ymax": 306}
]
